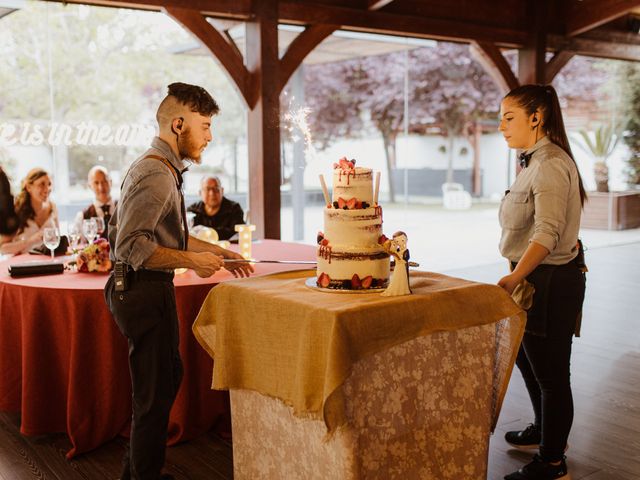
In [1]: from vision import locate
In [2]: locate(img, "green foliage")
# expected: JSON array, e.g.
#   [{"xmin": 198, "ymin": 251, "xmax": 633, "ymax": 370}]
[
  {"xmin": 574, "ymin": 124, "xmax": 620, "ymax": 161},
  {"xmin": 0, "ymin": 2, "xmax": 246, "ymax": 153},
  {"xmin": 622, "ymin": 64, "xmax": 640, "ymax": 186}
]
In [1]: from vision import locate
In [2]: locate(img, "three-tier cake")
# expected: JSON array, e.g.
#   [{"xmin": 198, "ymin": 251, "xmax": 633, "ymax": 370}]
[{"xmin": 316, "ymin": 158, "xmax": 390, "ymax": 290}]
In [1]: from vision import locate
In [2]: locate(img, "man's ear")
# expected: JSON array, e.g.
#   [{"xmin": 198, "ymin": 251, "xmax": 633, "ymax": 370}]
[{"xmin": 172, "ymin": 117, "xmax": 184, "ymax": 134}]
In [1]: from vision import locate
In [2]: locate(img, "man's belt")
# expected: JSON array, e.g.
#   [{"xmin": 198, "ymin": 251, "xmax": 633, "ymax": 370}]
[{"xmin": 114, "ymin": 261, "xmax": 173, "ymax": 291}]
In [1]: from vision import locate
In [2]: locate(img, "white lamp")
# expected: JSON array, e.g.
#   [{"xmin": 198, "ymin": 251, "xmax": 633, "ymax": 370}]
[
  {"xmin": 234, "ymin": 224, "xmax": 256, "ymax": 260},
  {"xmin": 195, "ymin": 226, "xmax": 219, "ymax": 243},
  {"xmin": 176, "ymin": 227, "xmax": 220, "ymax": 275}
]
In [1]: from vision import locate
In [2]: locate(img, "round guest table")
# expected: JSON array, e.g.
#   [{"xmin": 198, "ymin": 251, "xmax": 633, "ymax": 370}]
[{"xmin": 0, "ymin": 240, "xmax": 315, "ymax": 458}]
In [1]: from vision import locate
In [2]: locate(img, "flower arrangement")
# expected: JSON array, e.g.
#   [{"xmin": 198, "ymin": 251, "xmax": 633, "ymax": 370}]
[{"xmin": 76, "ymin": 238, "xmax": 112, "ymax": 273}]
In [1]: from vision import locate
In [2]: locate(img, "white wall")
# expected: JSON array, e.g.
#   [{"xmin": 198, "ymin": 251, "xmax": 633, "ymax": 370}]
[
  {"xmin": 302, "ymin": 133, "xmax": 513, "ymax": 199},
  {"xmin": 4, "ymin": 131, "xmax": 634, "ymax": 206}
]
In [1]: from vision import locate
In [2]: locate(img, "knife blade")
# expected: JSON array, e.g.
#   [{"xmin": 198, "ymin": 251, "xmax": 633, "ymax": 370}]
[
  {"xmin": 224, "ymin": 259, "xmax": 420, "ymax": 267},
  {"xmin": 223, "ymin": 259, "xmax": 317, "ymax": 264}
]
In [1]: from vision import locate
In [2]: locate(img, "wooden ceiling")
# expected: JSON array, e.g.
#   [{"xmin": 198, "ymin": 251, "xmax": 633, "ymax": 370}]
[{"xmin": 47, "ymin": 0, "xmax": 640, "ymax": 62}]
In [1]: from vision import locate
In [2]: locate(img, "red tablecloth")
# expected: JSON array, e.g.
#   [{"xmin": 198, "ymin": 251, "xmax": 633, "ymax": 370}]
[{"xmin": 0, "ymin": 240, "xmax": 315, "ymax": 458}]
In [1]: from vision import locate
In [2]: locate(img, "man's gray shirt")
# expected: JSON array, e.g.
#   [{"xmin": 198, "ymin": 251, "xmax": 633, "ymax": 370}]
[{"xmin": 109, "ymin": 137, "xmax": 188, "ymax": 271}]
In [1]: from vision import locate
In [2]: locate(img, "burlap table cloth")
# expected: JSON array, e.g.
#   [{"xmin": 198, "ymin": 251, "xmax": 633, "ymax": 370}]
[{"xmin": 193, "ymin": 269, "xmax": 525, "ymax": 433}]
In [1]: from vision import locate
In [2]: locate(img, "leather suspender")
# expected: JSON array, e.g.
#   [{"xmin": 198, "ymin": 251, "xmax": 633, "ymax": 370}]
[
  {"xmin": 144, "ymin": 155, "xmax": 189, "ymax": 251},
  {"xmin": 144, "ymin": 154, "xmax": 181, "ymax": 188}
]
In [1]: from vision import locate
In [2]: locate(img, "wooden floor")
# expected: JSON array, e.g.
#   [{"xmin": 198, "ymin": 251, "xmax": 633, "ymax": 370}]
[{"xmin": 1, "ymin": 242, "xmax": 638, "ymax": 479}]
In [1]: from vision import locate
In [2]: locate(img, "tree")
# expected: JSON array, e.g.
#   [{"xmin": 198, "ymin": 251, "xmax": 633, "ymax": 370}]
[
  {"xmin": 620, "ymin": 63, "xmax": 640, "ymax": 188},
  {"xmin": 302, "ymin": 46, "xmax": 615, "ymax": 202},
  {"xmin": 0, "ymin": 2, "xmax": 246, "ymax": 190},
  {"xmin": 410, "ymin": 44, "xmax": 501, "ymax": 185},
  {"xmin": 302, "ymin": 61, "xmax": 365, "ymax": 150},
  {"xmin": 574, "ymin": 125, "xmax": 620, "ymax": 192},
  {"xmin": 304, "ymin": 43, "xmax": 502, "ymax": 201},
  {"xmin": 356, "ymin": 52, "xmax": 408, "ymax": 201}
]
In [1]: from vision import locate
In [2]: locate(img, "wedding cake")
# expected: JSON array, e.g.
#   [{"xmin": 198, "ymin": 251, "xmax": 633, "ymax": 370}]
[{"xmin": 316, "ymin": 158, "xmax": 390, "ymax": 290}]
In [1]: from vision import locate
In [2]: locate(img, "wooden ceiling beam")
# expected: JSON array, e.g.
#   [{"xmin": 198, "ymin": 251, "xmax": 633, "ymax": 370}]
[
  {"xmin": 469, "ymin": 41, "xmax": 518, "ymax": 94},
  {"xmin": 548, "ymin": 31, "xmax": 640, "ymax": 61},
  {"xmin": 50, "ymin": 0, "xmax": 253, "ymax": 19},
  {"xmin": 279, "ymin": 24, "xmax": 339, "ymax": 91},
  {"xmin": 566, "ymin": 0, "xmax": 640, "ymax": 36},
  {"xmin": 470, "ymin": 43, "xmax": 575, "ymax": 92},
  {"xmin": 277, "ymin": 2, "xmax": 527, "ymax": 47},
  {"xmin": 164, "ymin": 7, "xmax": 256, "ymax": 108},
  {"xmin": 545, "ymin": 50, "xmax": 575, "ymax": 83},
  {"xmin": 47, "ymin": 0, "xmax": 527, "ymax": 47}
]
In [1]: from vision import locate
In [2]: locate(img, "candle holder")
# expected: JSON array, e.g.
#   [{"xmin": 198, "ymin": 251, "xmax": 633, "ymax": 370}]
[{"xmin": 235, "ymin": 224, "xmax": 256, "ymax": 260}]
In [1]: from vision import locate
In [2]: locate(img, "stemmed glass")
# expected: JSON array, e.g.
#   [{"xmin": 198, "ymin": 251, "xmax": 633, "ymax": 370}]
[
  {"xmin": 94, "ymin": 217, "xmax": 105, "ymax": 238},
  {"xmin": 68, "ymin": 224, "xmax": 81, "ymax": 251},
  {"xmin": 186, "ymin": 211, "xmax": 196, "ymax": 231},
  {"xmin": 82, "ymin": 218, "xmax": 98, "ymax": 245},
  {"xmin": 43, "ymin": 227, "xmax": 60, "ymax": 261}
]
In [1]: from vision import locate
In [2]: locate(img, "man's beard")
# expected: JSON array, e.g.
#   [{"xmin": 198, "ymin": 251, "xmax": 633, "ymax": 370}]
[{"xmin": 177, "ymin": 127, "xmax": 205, "ymax": 164}]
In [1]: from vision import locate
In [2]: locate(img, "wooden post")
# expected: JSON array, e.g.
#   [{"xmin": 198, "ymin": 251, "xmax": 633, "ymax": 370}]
[
  {"xmin": 517, "ymin": 1, "xmax": 547, "ymax": 84},
  {"xmin": 246, "ymin": 1, "xmax": 281, "ymax": 239}
]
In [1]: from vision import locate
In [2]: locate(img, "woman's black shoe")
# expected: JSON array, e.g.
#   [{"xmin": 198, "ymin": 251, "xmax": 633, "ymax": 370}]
[
  {"xmin": 504, "ymin": 454, "xmax": 570, "ymax": 479},
  {"xmin": 505, "ymin": 423, "xmax": 541, "ymax": 450}
]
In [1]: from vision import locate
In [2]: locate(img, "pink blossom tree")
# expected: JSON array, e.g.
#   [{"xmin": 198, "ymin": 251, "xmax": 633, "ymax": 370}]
[{"xmin": 300, "ymin": 42, "xmax": 611, "ymax": 200}]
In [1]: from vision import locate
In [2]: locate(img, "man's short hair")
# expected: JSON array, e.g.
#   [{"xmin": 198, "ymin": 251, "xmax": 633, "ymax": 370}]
[
  {"xmin": 200, "ymin": 175, "xmax": 223, "ymax": 189},
  {"xmin": 167, "ymin": 82, "xmax": 219, "ymax": 117},
  {"xmin": 88, "ymin": 165, "xmax": 110, "ymax": 182}
]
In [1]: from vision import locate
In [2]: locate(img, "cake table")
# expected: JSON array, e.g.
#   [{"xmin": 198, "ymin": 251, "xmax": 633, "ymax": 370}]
[{"xmin": 193, "ymin": 269, "xmax": 525, "ymax": 479}]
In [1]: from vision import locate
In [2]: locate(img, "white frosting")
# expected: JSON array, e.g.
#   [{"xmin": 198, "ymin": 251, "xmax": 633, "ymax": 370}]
[
  {"xmin": 317, "ymin": 250, "xmax": 389, "ymax": 283},
  {"xmin": 332, "ymin": 167, "xmax": 373, "ymax": 204},
  {"xmin": 323, "ymin": 207, "xmax": 382, "ymax": 249},
  {"xmin": 317, "ymin": 165, "xmax": 390, "ymax": 288}
]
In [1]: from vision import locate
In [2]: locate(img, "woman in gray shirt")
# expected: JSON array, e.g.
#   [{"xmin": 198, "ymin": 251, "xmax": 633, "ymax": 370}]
[{"xmin": 498, "ymin": 84, "xmax": 586, "ymax": 480}]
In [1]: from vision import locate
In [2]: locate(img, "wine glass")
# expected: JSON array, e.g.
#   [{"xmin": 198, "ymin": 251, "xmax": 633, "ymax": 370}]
[
  {"xmin": 94, "ymin": 216, "xmax": 105, "ymax": 238},
  {"xmin": 186, "ymin": 211, "xmax": 196, "ymax": 230},
  {"xmin": 68, "ymin": 223, "xmax": 81, "ymax": 253},
  {"xmin": 82, "ymin": 218, "xmax": 98, "ymax": 245},
  {"xmin": 43, "ymin": 227, "xmax": 60, "ymax": 261}
]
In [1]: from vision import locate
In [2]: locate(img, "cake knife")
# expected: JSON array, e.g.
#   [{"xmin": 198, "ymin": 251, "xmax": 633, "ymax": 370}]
[
  {"xmin": 223, "ymin": 259, "xmax": 317, "ymax": 264},
  {"xmin": 224, "ymin": 259, "xmax": 420, "ymax": 267}
]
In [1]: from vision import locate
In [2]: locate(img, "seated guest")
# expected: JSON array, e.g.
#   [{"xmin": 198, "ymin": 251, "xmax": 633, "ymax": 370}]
[
  {"xmin": 0, "ymin": 168, "xmax": 58, "ymax": 255},
  {"xmin": 187, "ymin": 175, "xmax": 244, "ymax": 240},
  {"xmin": 75, "ymin": 166, "xmax": 116, "ymax": 239},
  {"xmin": 0, "ymin": 166, "xmax": 19, "ymax": 236}
]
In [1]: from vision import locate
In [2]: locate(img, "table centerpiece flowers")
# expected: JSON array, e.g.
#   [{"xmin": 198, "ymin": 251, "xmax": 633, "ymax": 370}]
[{"xmin": 76, "ymin": 238, "xmax": 112, "ymax": 273}]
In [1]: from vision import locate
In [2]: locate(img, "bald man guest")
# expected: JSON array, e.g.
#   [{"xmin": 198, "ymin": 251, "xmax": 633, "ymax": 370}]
[
  {"xmin": 187, "ymin": 176, "xmax": 244, "ymax": 240},
  {"xmin": 104, "ymin": 82, "xmax": 253, "ymax": 480},
  {"xmin": 75, "ymin": 166, "xmax": 116, "ymax": 239}
]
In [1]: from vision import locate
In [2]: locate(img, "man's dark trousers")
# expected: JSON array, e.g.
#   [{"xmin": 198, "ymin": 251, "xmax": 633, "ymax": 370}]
[{"xmin": 105, "ymin": 272, "xmax": 183, "ymax": 480}]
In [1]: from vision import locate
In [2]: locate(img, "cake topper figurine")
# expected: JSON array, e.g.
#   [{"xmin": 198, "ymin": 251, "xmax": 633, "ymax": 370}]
[{"xmin": 381, "ymin": 231, "xmax": 412, "ymax": 296}]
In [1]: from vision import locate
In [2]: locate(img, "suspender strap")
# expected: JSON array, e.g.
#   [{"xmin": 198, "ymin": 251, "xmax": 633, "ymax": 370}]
[
  {"xmin": 142, "ymin": 154, "xmax": 189, "ymax": 250},
  {"xmin": 144, "ymin": 154, "xmax": 182, "ymax": 189}
]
